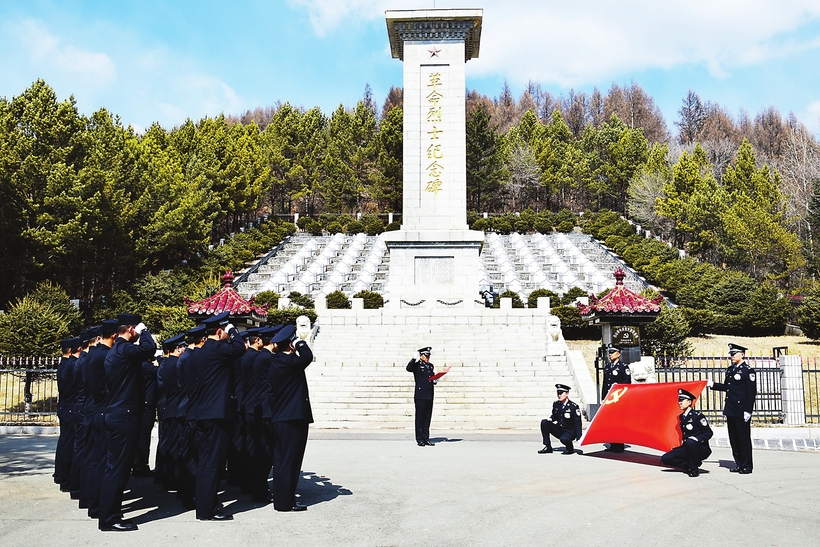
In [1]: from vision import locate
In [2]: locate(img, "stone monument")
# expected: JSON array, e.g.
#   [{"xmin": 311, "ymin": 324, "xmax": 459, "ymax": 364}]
[{"xmin": 383, "ymin": 9, "xmax": 485, "ymax": 308}]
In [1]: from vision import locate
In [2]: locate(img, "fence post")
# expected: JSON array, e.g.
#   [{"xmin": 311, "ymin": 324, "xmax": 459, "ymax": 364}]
[{"xmin": 780, "ymin": 355, "xmax": 806, "ymax": 425}]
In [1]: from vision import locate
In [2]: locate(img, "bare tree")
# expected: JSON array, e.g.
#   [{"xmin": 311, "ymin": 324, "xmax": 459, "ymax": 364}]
[
  {"xmin": 505, "ymin": 143, "xmax": 542, "ymax": 211},
  {"xmin": 492, "ymin": 81, "xmax": 518, "ymax": 134},
  {"xmin": 561, "ymin": 89, "xmax": 589, "ymax": 137},
  {"xmin": 675, "ymin": 90, "xmax": 707, "ymax": 145},
  {"xmin": 627, "ymin": 171, "xmax": 674, "ymax": 239},
  {"xmin": 381, "ymin": 86, "xmax": 403, "ymax": 118},
  {"xmin": 606, "ymin": 82, "xmax": 670, "ymax": 143},
  {"xmin": 776, "ymin": 124, "xmax": 820, "ymax": 238}
]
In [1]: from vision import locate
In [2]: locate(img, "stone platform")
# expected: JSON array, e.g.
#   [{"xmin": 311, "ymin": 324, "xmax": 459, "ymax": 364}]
[{"xmin": 307, "ymin": 303, "xmax": 594, "ymax": 430}]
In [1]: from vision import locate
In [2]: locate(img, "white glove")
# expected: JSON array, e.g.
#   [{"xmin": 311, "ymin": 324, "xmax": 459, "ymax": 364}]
[
  {"xmin": 706, "ymin": 379, "xmax": 714, "ymax": 388},
  {"xmin": 414, "ymin": 351, "xmax": 420, "ymax": 361},
  {"xmin": 224, "ymin": 323, "xmax": 236, "ymax": 333},
  {"xmin": 743, "ymin": 412, "xmax": 751, "ymax": 422},
  {"xmin": 688, "ymin": 436, "xmax": 698, "ymax": 442},
  {"xmin": 134, "ymin": 322, "xmax": 147, "ymax": 334}
]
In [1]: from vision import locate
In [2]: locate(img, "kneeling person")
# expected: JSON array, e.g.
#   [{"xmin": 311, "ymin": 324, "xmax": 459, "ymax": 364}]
[
  {"xmin": 539, "ymin": 384, "xmax": 582, "ymax": 454},
  {"xmin": 661, "ymin": 389, "xmax": 713, "ymax": 477}
]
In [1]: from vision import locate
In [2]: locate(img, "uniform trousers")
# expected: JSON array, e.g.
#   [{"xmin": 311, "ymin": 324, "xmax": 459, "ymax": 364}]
[
  {"xmin": 55, "ymin": 408, "xmax": 76, "ymax": 489},
  {"xmin": 157, "ymin": 418, "xmax": 178, "ymax": 490},
  {"xmin": 245, "ymin": 412, "xmax": 273, "ymax": 498},
  {"xmin": 78, "ymin": 410, "xmax": 95, "ymax": 508},
  {"xmin": 227, "ymin": 413, "xmax": 245, "ymax": 486},
  {"xmin": 87, "ymin": 410, "xmax": 107, "ymax": 518},
  {"xmin": 194, "ymin": 418, "xmax": 233, "ymax": 519},
  {"xmin": 175, "ymin": 418, "xmax": 197, "ymax": 507},
  {"xmin": 540, "ymin": 420, "xmax": 575, "ymax": 451},
  {"xmin": 727, "ymin": 416, "xmax": 753, "ymax": 470},
  {"xmin": 661, "ymin": 439, "xmax": 712, "ymax": 471},
  {"xmin": 414, "ymin": 398, "xmax": 433, "ymax": 443},
  {"xmin": 272, "ymin": 420, "xmax": 309, "ymax": 511},
  {"xmin": 69, "ymin": 407, "xmax": 85, "ymax": 496},
  {"xmin": 99, "ymin": 412, "xmax": 141, "ymax": 528}
]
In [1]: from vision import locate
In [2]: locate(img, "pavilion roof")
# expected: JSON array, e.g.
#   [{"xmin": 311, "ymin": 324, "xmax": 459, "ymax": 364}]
[
  {"xmin": 184, "ymin": 270, "xmax": 268, "ymax": 317},
  {"xmin": 578, "ymin": 268, "xmax": 663, "ymax": 318}
]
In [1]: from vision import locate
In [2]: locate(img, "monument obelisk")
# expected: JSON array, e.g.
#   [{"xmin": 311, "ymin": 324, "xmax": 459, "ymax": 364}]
[{"xmin": 383, "ymin": 9, "xmax": 485, "ymax": 308}]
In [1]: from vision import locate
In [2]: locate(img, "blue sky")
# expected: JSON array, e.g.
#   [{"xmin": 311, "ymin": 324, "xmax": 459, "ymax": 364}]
[{"xmin": 2, "ymin": 0, "xmax": 820, "ymax": 136}]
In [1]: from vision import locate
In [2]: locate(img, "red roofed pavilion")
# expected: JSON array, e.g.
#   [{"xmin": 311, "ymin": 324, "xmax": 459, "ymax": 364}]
[
  {"xmin": 578, "ymin": 268, "xmax": 663, "ymax": 326},
  {"xmin": 185, "ymin": 270, "xmax": 268, "ymax": 327}
]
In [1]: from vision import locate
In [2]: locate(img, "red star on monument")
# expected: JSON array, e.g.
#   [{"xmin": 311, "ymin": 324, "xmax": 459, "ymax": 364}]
[{"xmin": 429, "ymin": 47, "xmax": 441, "ymax": 58}]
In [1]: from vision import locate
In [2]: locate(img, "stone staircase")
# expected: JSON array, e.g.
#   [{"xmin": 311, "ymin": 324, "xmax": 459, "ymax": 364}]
[{"xmin": 306, "ymin": 310, "xmax": 578, "ymax": 431}]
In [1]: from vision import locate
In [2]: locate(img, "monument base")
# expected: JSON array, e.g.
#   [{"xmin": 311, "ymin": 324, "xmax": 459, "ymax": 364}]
[{"xmin": 383, "ymin": 229, "xmax": 484, "ymax": 309}]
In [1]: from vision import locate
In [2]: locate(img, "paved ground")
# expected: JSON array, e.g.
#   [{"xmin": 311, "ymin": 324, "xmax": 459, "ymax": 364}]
[{"xmin": 1, "ymin": 430, "xmax": 818, "ymax": 547}]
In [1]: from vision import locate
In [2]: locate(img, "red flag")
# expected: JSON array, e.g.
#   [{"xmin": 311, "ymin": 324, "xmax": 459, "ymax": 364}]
[{"xmin": 581, "ymin": 380, "xmax": 707, "ymax": 452}]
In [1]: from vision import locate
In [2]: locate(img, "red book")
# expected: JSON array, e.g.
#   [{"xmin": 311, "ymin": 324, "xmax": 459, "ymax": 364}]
[{"xmin": 429, "ymin": 367, "xmax": 451, "ymax": 382}]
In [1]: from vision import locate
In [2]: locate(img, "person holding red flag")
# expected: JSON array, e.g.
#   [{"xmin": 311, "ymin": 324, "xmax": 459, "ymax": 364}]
[
  {"xmin": 707, "ymin": 343, "xmax": 757, "ymax": 474},
  {"xmin": 661, "ymin": 388, "xmax": 713, "ymax": 477}
]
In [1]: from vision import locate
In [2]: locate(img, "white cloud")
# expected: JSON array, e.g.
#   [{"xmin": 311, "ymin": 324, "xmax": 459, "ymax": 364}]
[
  {"xmin": 291, "ymin": 0, "xmax": 820, "ymax": 86},
  {"xmin": 13, "ymin": 18, "xmax": 116, "ymax": 87}
]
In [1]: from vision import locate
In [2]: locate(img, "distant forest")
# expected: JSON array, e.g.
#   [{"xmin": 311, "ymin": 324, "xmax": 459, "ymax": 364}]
[{"xmin": 2, "ymin": 78, "xmax": 820, "ymax": 310}]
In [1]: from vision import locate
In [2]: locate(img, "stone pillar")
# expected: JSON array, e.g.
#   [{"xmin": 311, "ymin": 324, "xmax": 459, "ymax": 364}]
[
  {"xmin": 383, "ymin": 9, "xmax": 485, "ymax": 308},
  {"xmin": 780, "ymin": 355, "xmax": 806, "ymax": 424}
]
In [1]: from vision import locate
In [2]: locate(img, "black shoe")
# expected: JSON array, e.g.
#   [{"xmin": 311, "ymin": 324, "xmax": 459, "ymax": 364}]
[
  {"xmin": 738, "ymin": 468, "xmax": 753, "ymax": 474},
  {"xmin": 537, "ymin": 446, "xmax": 553, "ymax": 454},
  {"xmin": 100, "ymin": 521, "xmax": 138, "ymax": 532},
  {"xmin": 562, "ymin": 448, "xmax": 575, "ymax": 455},
  {"xmin": 70, "ymin": 492, "xmax": 80, "ymax": 500},
  {"xmin": 424, "ymin": 441, "xmax": 435, "ymax": 446},
  {"xmin": 291, "ymin": 503, "xmax": 307, "ymax": 512},
  {"xmin": 198, "ymin": 512, "xmax": 233, "ymax": 521},
  {"xmin": 417, "ymin": 441, "xmax": 425, "ymax": 447},
  {"xmin": 729, "ymin": 467, "xmax": 741, "ymax": 473},
  {"xmin": 687, "ymin": 468, "xmax": 700, "ymax": 477}
]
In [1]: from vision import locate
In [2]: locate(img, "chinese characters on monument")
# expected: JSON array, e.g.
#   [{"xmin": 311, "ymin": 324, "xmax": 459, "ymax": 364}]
[{"xmin": 425, "ymin": 68, "xmax": 444, "ymax": 195}]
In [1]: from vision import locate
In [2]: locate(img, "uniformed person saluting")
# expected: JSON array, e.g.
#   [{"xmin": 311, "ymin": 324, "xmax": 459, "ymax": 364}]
[
  {"xmin": 661, "ymin": 389, "xmax": 713, "ymax": 477},
  {"xmin": 407, "ymin": 347, "xmax": 436, "ymax": 447},
  {"xmin": 707, "ymin": 343, "xmax": 757, "ymax": 474},
  {"xmin": 538, "ymin": 384, "xmax": 582, "ymax": 454},
  {"xmin": 601, "ymin": 344, "xmax": 631, "ymax": 452}
]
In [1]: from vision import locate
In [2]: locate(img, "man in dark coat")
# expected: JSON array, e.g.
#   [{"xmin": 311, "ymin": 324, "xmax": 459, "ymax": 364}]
[
  {"xmin": 98, "ymin": 314, "xmax": 156, "ymax": 532},
  {"xmin": 77, "ymin": 325, "xmax": 101, "ymax": 510},
  {"xmin": 601, "ymin": 344, "xmax": 631, "ymax": 452},
  {"xmin": 247, "ymin": 326, "xmax": 279, "ymax": 502},
  {"xmin": 191, "ymin": 312, "xmax": 245, "ymax": 521},
  {"xmin": 538, "ymin": 384, "xmax": 583, "ymax": 455},
  {"xmin": 156, "ymin": 333, "xmax": 186, "ymax": 490},
  {"xmin": 661, "ymin": 388, "xmax": 713, "ymax": 477},
  {"xmin": 406, "ymin": 346, "xmax": 436, "ymax": 447},
  {"xmin": 83, "ymin": 320, "xmax": 117, "ymax": 519},
  {"xmin": 55, "ymin": 337, "xmax": 80, "ymax": 491},
  {"xmin": 238, "ymin": 328, "xmax": 264, "ymax": 497},
  {"xmin": 708, "ymin": 343, "xmax": 757, "ymax": 474},
  {"xmin": 268, "ymin": 324, "xmax": 314, "ymax": 512},
  {"xmin": 69, "ymin": 331, "xmax": 91, "ymax": 500},
  {"xmin": 175, "ymin": 325, "xmax": 206, "ymax": 510}
]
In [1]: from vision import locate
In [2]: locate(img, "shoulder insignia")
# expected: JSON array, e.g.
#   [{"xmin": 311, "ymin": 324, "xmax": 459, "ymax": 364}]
[
  {"xmin": 749, "ymin": 373, "xmax": 755, "ymax": 382},
  {"xmin": 701, "ymin": 418, "xmax": 708, "ymax": 426},
  {"xmin": 576, "ymin": 409, "xmax": 581, "ymax": 415}
]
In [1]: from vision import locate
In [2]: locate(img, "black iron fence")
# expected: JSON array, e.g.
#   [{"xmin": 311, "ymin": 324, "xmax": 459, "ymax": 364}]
[
  {"xmin": 654, "ymin": 356, "xmax": 783, "ymax": 424},
  {"xmin": 0, "ymin": 356, "xmax": 59, "ymax": 425},
  {"xmin": 803, "ymin": 357, "xmax": 820, "ymax": 424}
]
